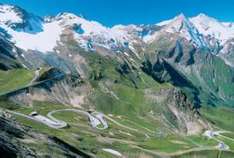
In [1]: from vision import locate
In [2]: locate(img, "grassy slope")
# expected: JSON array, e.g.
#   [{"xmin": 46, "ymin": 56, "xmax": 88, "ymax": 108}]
[
  {"xmin": 195, "ymin": 55, "xmax": 234, "ymax": 106},
  {"xmin": 0, "ymin": 69, "xmax": 33, "ymax": 94},
  {"xmin": 201, "ymin": 106, "xmax": 234, "ymax": 132},
  {"xmin": 0, "ymin": 52, "xmax": 234, "ymax": 157},
  {"xmin": 8, "ymin": 100, "xmax": 234, "ymax": 158}
]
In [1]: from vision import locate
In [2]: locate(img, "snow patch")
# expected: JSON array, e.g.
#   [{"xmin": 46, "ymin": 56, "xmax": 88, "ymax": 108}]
[
  {"xmin": 102, "ymin": 148, "xmax": 122, "ymax": 157},
  {"xmin": 4, "ymin": 21, "xmax": 62, "ymax": 52}
]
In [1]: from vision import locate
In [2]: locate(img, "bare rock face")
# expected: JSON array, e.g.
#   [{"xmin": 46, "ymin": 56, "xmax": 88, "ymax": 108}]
[
  {"xmin": 9, "ymin": 74, "xmax": 90, "ymax": 108},
  {"xmin": 165, "ymin": 89, "xmax": 209, "ymax": 135},
  {"xmin": 0, "ymin": 37, "xmax": 23, "ymax": 70},
  {"xmin": 145, "ymin": 88, "xmax": 208, "ymax": 135},
  {"xmin": 0, "ymin": 116, "xmax": 34, "ymax": 158}
]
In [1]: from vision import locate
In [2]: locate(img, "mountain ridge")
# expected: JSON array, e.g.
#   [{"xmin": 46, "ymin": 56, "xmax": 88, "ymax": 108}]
[
  {"xmin": 1, "ymin": 3, "xmax": 234, "ymax": 58},
  {"xmin": 1, "ymin": 3, "xmax": 234, "ymax": 158}
]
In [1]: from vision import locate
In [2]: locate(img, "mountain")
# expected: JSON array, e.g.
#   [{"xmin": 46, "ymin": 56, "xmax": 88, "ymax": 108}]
[
  {"xmin": 147, "ymin": 14, "xmax": 208, "ymax": 48},
  {"xmin": 1, "ymin": 4, "xmax": 234, "ymax": 61},
  {"xmin": 190, "ymin": 13, "xmax": 234, "ymax": 44},
  {"xmin": 0, "ymin": 3, "xmax": 234, "ymax": 158},
  {"xmin": 1, "ymin": 4, "xmax": 234, "ymax": 56},
  {"xmin": 0, "ymin": 5, "xmax": 143, "ymax": 54}
]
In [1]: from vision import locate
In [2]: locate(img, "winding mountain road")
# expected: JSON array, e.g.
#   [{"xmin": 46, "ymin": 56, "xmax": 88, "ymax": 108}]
[
  {"xmin": 8, "ymin": 110, "xmax": 234, "ymax": 157},
  {"xmin": 7, "ymin": 110, "xmax": 67, "ymax": 129},
  {"xmin": 8, "ymin": 108, "xmax": 108, "ymax": 130},
  {"xmin": 47, "ymin": 109, "xmax": 108, "ymax": 129}
]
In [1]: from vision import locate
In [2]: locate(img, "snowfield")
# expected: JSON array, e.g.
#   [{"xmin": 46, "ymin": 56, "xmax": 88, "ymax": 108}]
[
  {"xmin": 102, "ymin": 148, "xmax": 122, "ymax": 157},
  {"xmin": 6, "ymin": 21, "xmax": 62, "ymax": 52}
]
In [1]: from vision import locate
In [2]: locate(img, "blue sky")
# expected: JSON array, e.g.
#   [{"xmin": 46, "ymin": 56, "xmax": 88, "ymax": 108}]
[{"xmin": 1, "ymin": 0, "xmax": 234, "ymax": 26}]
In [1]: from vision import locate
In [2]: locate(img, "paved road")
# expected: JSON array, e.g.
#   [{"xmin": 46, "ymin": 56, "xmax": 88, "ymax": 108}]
[
  {"xmin": 104, "ymin": 114, "xmax": 139, "ymax": 132},
  {"xmin": 9, "ymin": 110, "xmax": 234, "ymax": 157},
  {"xmin": 30, "ymin": 69, "xmax": 40, "ymax": 84},
  {"xmin": 92, "ymin": 112, "xmax": 108, "ymax": 130},
  {"xmin": 7, "ymin": 110, "xmax": 67, "ymax": 129},
  {"xmin": 8, "ymin": 108, "xmax": 108, "ymax": 130},
  {"xmin": 47, "ymin": 109, "xmax": 108, "ymax": 129},
  {"xmin": 219, "ymin": 134, "xmax": 234, "ymax": 142},
  {"xmin": 33, "ymin": 114, "xmax": 67, "ymax": 129},
  {"xmin": 203, "ymin": 130, "xmax": 231, "ymax": 150}
]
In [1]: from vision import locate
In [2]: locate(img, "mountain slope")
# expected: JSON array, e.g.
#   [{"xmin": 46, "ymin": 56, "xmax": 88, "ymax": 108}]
[
  {"xmin": 0, "ymin": 110, "xmax": 91, "ymax": 158},
  {"xmin": 0, "ymin": 3, "xmax": 234, "ymax": 158}
]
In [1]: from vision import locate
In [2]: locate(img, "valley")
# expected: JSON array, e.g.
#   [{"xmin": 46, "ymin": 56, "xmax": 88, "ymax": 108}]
[
  {"xmin": 2, "ymin": 100, "xmax": 234, "ymax": 157},
  {"xmin": 0, "ymin": 3, "xmax": 234, "ymax": 158}
]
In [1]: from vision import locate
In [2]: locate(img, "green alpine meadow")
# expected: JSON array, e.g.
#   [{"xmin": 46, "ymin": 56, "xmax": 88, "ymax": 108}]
[{"xmin": 0, "ymin": 1, "xmax": 234, "ymax": 158}]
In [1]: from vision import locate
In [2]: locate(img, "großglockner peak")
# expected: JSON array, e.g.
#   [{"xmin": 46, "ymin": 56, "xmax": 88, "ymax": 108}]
[{"xmin": 145, "ymin": 13, "xmax": 208, "ymax": 47}]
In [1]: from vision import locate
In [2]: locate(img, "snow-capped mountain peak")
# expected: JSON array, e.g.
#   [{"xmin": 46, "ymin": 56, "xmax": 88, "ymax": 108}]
[
  {"xmin": 51, "ymin": 12, "xmax": 136, "ymax": 50},
  {"xmin": 0, "ymin": 4, "xmax": 24, "ymax": 27},
  {"xmin": 166, "ymin": 14, "xmax": 208, "ymax": 47},
  {"xmin": 156, "ymin": 13, "xmax": 187, "ymax": 27},
  {"xmin": 145, "ymin": 14, "xmax": 208, "ymax": 47},
  {"xmin": 0, "ymin": 4, "xmax": 60, "ymax": 52},
  {"xmin": 190, "ymin": 13, "xmax": 234, "ymax": 43},
  {"xmin": 0, "ymin": 3, "xmax": 234, "ymax": 56},
  {"xmin": 0, "ymin": 4, "xmax": 43, "ymax": 33},
  {"xmin": 165, "ymin": 13, "xmax": 191, "ymax": 32},
  {"xmin": 52, "ymin": 12, "xmax": 107, "ymax": 35},
  {"xmin": 0, "ymin": 5, "xmax": 137, "ymax": 53}
]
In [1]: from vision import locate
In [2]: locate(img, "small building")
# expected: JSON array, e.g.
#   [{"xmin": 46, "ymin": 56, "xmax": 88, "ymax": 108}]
[
  {"xmin": 87, "ymin": 108, "xmax": 95, "ymax": 114},
  {"xmin": 218, "ymin": 142, "xmax": 229, "ymax": 150},
  {"xmin": 29, "ymin": 111, "xmax": 38, "ymax": 117}
]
